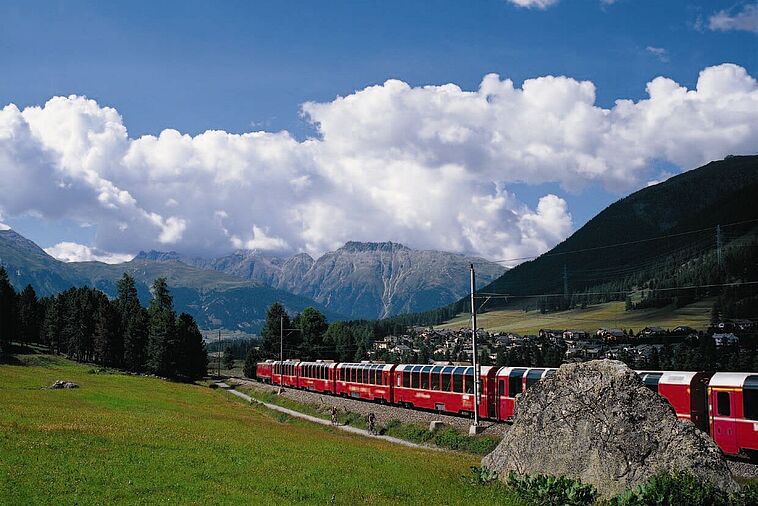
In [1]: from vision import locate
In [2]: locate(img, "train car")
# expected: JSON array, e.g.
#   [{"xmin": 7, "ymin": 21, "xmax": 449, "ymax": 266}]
[
  {"xmin": 393, "ymin": 364, "xmax": 497, "ymax": 419},
  {"xmin": 637, "ymin": 370, "xmax": 713, "ymax": 433},
  {"xmin": 495, "ymin": 367, "xmax": 555, "ymax": 421},
  {"xmin": 708, "ymin": 372, "xmax": 758, "ymax": 457},
  {"xmin": 298, "ymin": 361, "xmax": 338, "ymax": 394},
  {"xmin": 255, "ymin": 360, "xmax": 274, "ymax": 383},
  {"xmin": 271, "ymin": 360, "xmax": 300, "ymax": 388},
  {"xmin": 335, "ymin": 362, "xmax": 396, "ymax": 402}
]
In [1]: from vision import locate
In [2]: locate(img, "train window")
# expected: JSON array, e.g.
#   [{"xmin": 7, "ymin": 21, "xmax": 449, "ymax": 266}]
[
  {"xmin": 509, "ymin": 369, "xmax": 527, "ymax": 397},
  {"xmin": 526, "ymin": 369, "xmax": 545, "ymax": 389},
  {"xmin": 403, "ymin": 371, "xmax": 410, "ymax": 387},
  {"xmin": 499, "ymin": 380, "xmax": 505, "ymax": 396},
  {"xmin": 421, "ymin": 369, "xmax": 430, "ymax": 390},
  {"xmin": 717, "ymin": 391, "xmax": 731, "ymax": 417},
  {"xmin": 363, "ymin": 367, "xmax": 369, "ymax": 384},
  {"xmin": 745, "ymin": 376, "xmax": 758, "ymax": 420},
  {"xmin": 465, "ymin": 368, "xmax": 474, "ymax": 394},
  {"xmin": 431, "ymin": 371, "xmax": 440, "ymax": 390},
  {"xmin": 442, "ymin": 371, "xmax": 451, "ymax": 391},
  {"xmin": 453, "ymin": 373, "xmax": 463, "ymax": 393},
  {"xmin": 370, "ymin": 368, "xmax": 376, "ymax": 385}
]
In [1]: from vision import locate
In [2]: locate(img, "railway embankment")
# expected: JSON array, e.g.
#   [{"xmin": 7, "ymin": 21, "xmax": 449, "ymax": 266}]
[{"xmin": 229, "ymin": 376, "xmax": 509, "ymax": 437}]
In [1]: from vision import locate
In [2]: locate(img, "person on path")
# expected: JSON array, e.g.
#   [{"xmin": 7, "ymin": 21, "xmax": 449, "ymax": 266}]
[
  {"xmin": 331, "ymin": 406, "xmax": 338, "ymax": 426},
  {"xmin": 367, "ymin": 412, "xmax": 376, "ymax": 435}
]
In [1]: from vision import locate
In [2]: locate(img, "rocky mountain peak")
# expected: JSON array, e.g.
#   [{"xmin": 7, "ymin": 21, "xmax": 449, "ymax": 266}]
[{"xmin": 339, "ymin": 241, "xmax": 410, "ymax": 253}]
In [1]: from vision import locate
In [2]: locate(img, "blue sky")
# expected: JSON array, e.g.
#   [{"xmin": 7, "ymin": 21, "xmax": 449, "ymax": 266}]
[{"xmin": 0, "ymin": 0, "xmax": 756, "ymax": 262}]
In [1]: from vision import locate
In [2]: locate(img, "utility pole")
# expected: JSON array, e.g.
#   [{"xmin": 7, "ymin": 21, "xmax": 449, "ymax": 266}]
[
  {"xmin": 217, "ymin": 329, "xmax": 221, "ymax": 378},
  {"xmin": 279, "ymin": 315, "xmax": 284, "ymax": 394},
  {"xmin": 716, "ymin": 225, "xmax": 723, "ymax": 270},
  {"xmin": 470, "ymin": 264, "xmax": 480, "ymax": 430}
]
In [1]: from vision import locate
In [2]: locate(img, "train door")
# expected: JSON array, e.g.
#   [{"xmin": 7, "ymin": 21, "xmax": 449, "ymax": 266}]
[
  {"xmin": 690, "ymin": 372, "xmax": 712, "ymax": 433},
  {"xmin": 711, "ymin": 389, "xmax": 738, "ymax": 455},
  {"xmin": 497, "ymin": 377, "xmax": 506, "ymax": 420}
]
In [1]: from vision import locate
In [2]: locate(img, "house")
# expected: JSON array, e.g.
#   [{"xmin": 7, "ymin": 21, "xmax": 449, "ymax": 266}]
[
  {"xmin": 640, "ymin": 326, "xmax": 666, "ymax": 338},
  {"xmin": 563, "ymin": 330, "xmax": 589, "ymax": 340},
  {"xmin": 539, "ymin": 329, "xmax": 564, "ymax": 339},
  {"xmin": 671, "ymin": 326, "xmax": 697, "ymax": 336},
  {"xmin": 598, "ymin": 328, "xmax": 627, "ymax": 342},
  {"xmin": 713, "ymin": 333, "xmax": 739, "ymax": 347}
]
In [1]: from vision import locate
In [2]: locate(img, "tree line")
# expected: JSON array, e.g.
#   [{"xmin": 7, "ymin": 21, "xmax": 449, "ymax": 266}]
[{"xmin": 0, "ymin": 267, "xmax": 207, "ymax": 379}]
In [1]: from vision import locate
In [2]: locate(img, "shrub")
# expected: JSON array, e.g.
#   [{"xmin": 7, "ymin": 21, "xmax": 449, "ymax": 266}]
[
  {"xmin": 609, "ymin": 471, "xmax": 728, "ymax": 506},
  {"xmin": 506, "ymin": 472, "xmax": 598, "ymax": 506},
  {"xmin": 466, "ymin": 466, "xmax": 499, "ymax": 486}
]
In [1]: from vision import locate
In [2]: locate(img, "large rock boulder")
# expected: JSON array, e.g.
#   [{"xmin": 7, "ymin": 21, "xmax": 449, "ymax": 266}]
[{"xmin": 482, "ymin": 360, "xmax": 738, "ymax": 498}]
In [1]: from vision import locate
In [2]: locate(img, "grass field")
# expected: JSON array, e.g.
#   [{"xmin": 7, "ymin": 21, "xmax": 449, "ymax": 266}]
[
  {"xmin": 439, "ymin": 298, "xmax": 715, "ymax": 335},
  {"xmin": 0, "ymin": 354, "xmax": 521, "ymax": 505}
]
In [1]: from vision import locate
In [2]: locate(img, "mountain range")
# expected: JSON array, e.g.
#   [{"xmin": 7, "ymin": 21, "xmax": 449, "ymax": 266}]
[{"xmin": 136, "ymin": 241, "xmax": 505, "ymax": 319}]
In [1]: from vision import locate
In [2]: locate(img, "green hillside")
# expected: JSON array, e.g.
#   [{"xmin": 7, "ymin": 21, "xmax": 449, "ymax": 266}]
[
  {"xmin": 439, "ymin": 299, "xmax": 714, "ymax": 335},
  {"xmin": 375, "ymin": 156, "xmax": 758, "ymax": 334},
  {"xmin": 0, "ymin": 353, "xmax": 519, "ymax": 505}
]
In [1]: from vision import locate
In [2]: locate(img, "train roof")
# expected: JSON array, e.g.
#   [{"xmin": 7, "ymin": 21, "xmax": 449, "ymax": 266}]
[
  {"xmin": 395, "ymin": 364, "xmax": 495, "ymax": 374},
  {"xmin": 709, "ymin": 372, "xmax": 758, "ymax": 388},
  {"xmin": 298, "ymin": 361, "xmax": 338, "ymax": 368},
  {"xmin": 336, "ymin": 362, "xmax": 395, "ymax": 371},
  {"xmin": 495, "ymin": 366, "xmax": 556, "ymax": 378}
]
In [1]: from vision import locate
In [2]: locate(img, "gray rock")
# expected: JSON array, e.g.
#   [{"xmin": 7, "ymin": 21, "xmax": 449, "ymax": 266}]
[
  {"xmin": 482, "ymin": 360, "xmax": 738, "ymax": 499},
  {"xmin": 50, "ymin": 380, "xmax": 79, "ymax": 389}
]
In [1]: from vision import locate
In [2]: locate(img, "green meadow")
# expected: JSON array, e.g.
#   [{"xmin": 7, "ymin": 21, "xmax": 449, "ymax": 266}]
[{"xmin": 0, "ymin": 354, "xmax": 520, "ymax": 505}]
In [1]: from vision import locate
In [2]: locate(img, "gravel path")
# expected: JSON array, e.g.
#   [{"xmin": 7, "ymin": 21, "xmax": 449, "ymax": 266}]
[
  {"xmin": 727, "ymin": 460, "xmax": 758, "ymax": 479},
  {"xmin": 228, "ymin": 377, "xmax": 509, "ymax": 437}
]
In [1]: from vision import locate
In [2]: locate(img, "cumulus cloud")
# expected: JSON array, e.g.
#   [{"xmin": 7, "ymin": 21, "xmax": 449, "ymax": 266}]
[
  {"xmin": 1, "ymin": 63, "xmax": 757, "ymax": 263},
  {"xmin": 709, "ymin": 3, "xmax": 758, "ymax": 33},
  {"xmin": 0, "ymin": 222, "xmax": 10, "ymax": 231},
  {"xmin": 44, "ymin": 242, "xmax": 133, "ymax": 264}
]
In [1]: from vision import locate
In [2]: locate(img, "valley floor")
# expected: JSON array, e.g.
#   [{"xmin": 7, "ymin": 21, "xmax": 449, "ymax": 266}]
[
  {"xmin": 0, "ymin": 354, "xmax": 520, "ymax": 505},
  {"xmin": 439, "ymin": 299, "xmax": 714, "ymax": 335}
]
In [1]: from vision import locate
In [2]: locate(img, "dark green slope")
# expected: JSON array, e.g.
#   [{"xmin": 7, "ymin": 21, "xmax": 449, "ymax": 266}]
[
  {"xmin": 475, "ymin": 155, "xmax": 758, "ymax": 311},
  {"xmin": 0, "ymin": 230, "xmax": 341, "ymax": 332}
]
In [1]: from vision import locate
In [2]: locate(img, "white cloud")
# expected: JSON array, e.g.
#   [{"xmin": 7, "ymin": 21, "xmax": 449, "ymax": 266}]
[
  {"xmin": 0, "ymin": 222, "xmax": 10, "ymax": 231},
  {"xmin": 709, "ymin": 3, "xmax": 758, "ymax": 33},
  {"xmin": 507, "ymin": 0, "xmax": 559, "ymax": 9},
  {"xmin": 1, "ymin": 64, "xmax": 757, "ymax": 264},
  {"xmin": 44, "ymin": 242, "xmax": 133, "ymax": 264},
  {"xmin": 646, "ymin": 46, "xmax": 669, "ymax": 63}
]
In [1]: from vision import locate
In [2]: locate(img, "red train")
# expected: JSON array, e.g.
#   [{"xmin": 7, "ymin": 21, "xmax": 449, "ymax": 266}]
[{"xmin": 256, "ymin": 359, "xmax": 758, "ymax": 458}]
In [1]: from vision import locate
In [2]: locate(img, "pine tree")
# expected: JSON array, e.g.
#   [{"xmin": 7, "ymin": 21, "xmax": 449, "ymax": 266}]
[
  {"xmin": 222, "ymin": 346, "xmax": 234, "ymax": 370},
  {"xmin": 147, "ymin": 278, "xmax": 177, "ymax": 376},
  {"xmin": 260, "ymin": 303, "xmax": 290, "ymax": 359},
  {"xmin": 294, "ymin": 307, "xmax": 327, "ymax": 359},
  {"xmin": 93, "ymin": 300, "xmax": 121, "ymax": 367},
  {"xmin": 175, "ymin": 313, "xmax": 207, "ymax": 379},
  {"xmin": 0, "ymin": 266, "xmax": 17, "ymax": 352},
  {"xmin": 243, "ymin": 347, "xmax": 261, "ymax": 378},
  {"xmin": 42, "ymin": 297, "xmax": 62, "ymax": 353},
  {"xmin": 17, "ymin": 284, "xmax": 41, "ymax": 347},
  {"xmin": 116, "ymin": 274, "xmax": 148, "ymax": 372}
]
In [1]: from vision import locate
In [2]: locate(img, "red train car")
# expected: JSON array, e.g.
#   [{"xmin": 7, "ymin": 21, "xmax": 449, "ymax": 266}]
[
  {"xmin": 255, "ymin": 360, "xmax": 274, "ymax": 383},
  {"xmin": 393, "ymin": 364, "xmax": 497, "ymax": 419},
  {"xmin": 271, "ymin": 360, "xmax": 300, "ymax": 388},
  {"xmin": 335, "ymin": 363, "xmax": 395, "ymax": 403},
  {"xmin": 298, "ymin": 361, "xmax": 337, "ymax": 394},
  {"xmin": 708, "ymin": 373, "xmax": 758, "ymax": 457},
  {"xmin": 495, "ymin": 367, "xmax": 556, "ymax": 421},
  {"xmin": 637, "ymin": 370, "xmax": 713, "ymax": 434}
]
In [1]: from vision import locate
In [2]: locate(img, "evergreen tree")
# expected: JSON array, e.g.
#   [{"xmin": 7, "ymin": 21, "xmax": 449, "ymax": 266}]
[
  {"xmin": 116, "ymin": 274, "xmax": 148, "ymax": 371},
  {"xmin": 147, "ymin": 278, "xmax": 177, "ymax": 376},
  {"xmin": 260, "ymin": 303, "xmax": 290, "ymax": 359},
  {"xmin": 222, "ymin": 346, "xmax": 234, "ymax": 370},
  {"xmin": 175, "ymin": 313, "xmax": 207, "ymax": 379},
  {"xmin": 243, "ymin": 347, "xmax": 261, "ymax": 378},
  {"xmin": 93, "ymin": 300, "xmax": 121, "ymax": 367},
  {"xmin": 323, "ymin": 321, "xmax": 355, "ymax": 361},
  {"xmin": 17, "ymin": 284, "xmax": 41, "ymax": 347},
  {"xmin": 41, "ymin": 297, "xmax": 62, "ymax": 353},
  {"xmin": 0, "ymin": 266, "xmax": 17, "ymax": 352},
  {"xmin": 294, "ymin": 307, "xmax": 327, "ymax": 358}
]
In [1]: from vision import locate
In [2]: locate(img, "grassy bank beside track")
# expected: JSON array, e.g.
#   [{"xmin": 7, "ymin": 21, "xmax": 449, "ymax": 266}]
[
  {"xmin": 234, "ymin": 383, "xmax": 501, "ymax": 455},
  {"xmin": 0, "ymin": 353, "xmax": 521, "ymax": 505}
]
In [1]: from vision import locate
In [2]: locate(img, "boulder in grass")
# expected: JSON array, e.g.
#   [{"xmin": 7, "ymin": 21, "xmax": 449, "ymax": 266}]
[
  {"xmin": 50, "ymin": 380, "xmax": 79, "ymax": 389},
  {"xmin": 482, "ymin": 360, "xmax": 738, "ymax": 499}
]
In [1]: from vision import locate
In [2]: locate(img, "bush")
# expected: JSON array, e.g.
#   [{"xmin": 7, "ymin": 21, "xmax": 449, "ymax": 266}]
[
  {"xmin": 506, "ymin": 472, "xmax": 598, "ymax": 506},
  {"xmin": 609, "ymin": 471, "xmax": 730, "ymax": 506},
  {"xmin": 465, "ymin": 466, "xmax": 499, "ymax": 486}
]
